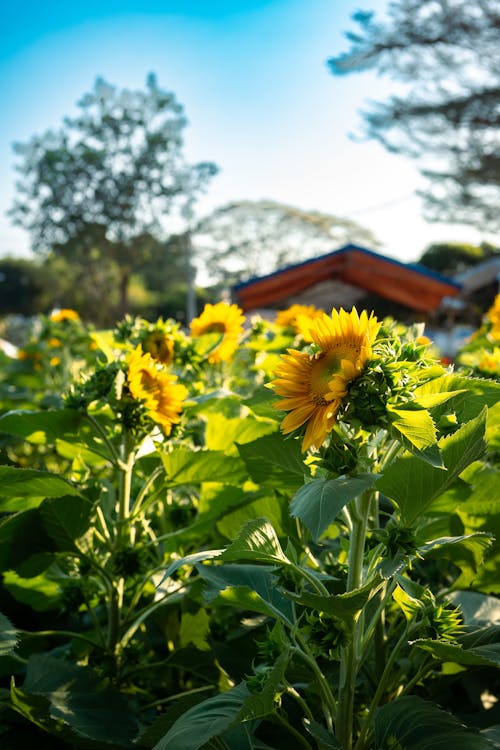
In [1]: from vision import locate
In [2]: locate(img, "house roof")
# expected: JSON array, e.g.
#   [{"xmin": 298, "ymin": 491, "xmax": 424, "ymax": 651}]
[{"xmin": 232, "ymin": 244, "xmax": 462, "ymax": 313}]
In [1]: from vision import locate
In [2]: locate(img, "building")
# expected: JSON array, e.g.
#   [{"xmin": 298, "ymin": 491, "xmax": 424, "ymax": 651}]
[{"xmin": 232, "ymin": 244, "xmax": 461, "ymax": 322}]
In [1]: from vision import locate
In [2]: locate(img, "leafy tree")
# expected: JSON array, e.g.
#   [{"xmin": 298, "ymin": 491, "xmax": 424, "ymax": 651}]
[
  {"xmin": 0, "ymin": 258, "xmax": 45, "ymax": 316},
  {"xmin": 192, "ymin": 200, "xmax": 380, "ymax": 287},
  {"xmin": 419, "ymin": 241, "xmax": 499, "ymax": 274},
  {"xmin": 9, "ymin": 74, "xmax": 218, "ymax": 316},
  {"xmin": 329, "ymin": 0, "xmax": 500, "ymax": 231}
]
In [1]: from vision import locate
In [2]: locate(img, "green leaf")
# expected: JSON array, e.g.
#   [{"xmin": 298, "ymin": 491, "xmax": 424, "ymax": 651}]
[
  {"xmin": 39, "ymin": 495, "xmax": 93, "ymax": 551},
  {"xmin": 237, "ymin": 651, "xmax": 290, "ymax": 721},
  {"xmin": 0, "ymin": 612, "xmax": 18, "ymax": 656},
  {"xmin": 0, "ymin": 509, "xmax": 55, "ymax": 570},
  {"xmin": 237, "ymin": 432, "xmax": 308, "ymax": 491},
  {"xmin": 11, "ymin": 653, "xmax": 139, "ymax": 746},
  {"xmin": 387, "ymin": 404, "xmax": 438, "ymax": 451},
  {"xmin": 0, "ymin": 408, "xmax": 84, "ymax": 445},
  {"xmin": 411, "ymin": 638, "xmax": 500, "ymax": 669},
  {"xmin": 3, "ymin": 569, "xmax": 61, "ymax": 611},
  {"xmin": 204, "ymin": 411, "xmax": 275, "ymax": 454},
  {"xmin": 161, "ymin": 448, "xmax": 246, "ymax": 486},
  {"xmin": 152, "ymin": 682, "xmax": 251, "ymax": 750},
  {"xmin": 303, "ymin": 719, "xmax": 342, "ymax": 749},
  {"xmin": 136, "ymin": 692, "xmax": 213, "ymax": 746},
  {"xmin": 221, "ymin": 518, "xmax": 289, "ymax": 565},
  {"xmin": 0, "ymin": 466, "xmax": 82, "ymax": 500},
  {"xmin": 418, "ymin": 533, "xmax": 493, "ymax": 589},
  {"xmin": 415, "ymin": 374, "xmax": 500, "ymax": 424},
  {"xmin": 290, "ymin": 474, "xmax": 379, "ymax": 541},
  {"xmin": 180, "ymin": 610, "xmax": 211, "ymax": 652},
  {"xmin": 374, "ymin": 695, "xmax": 493, "ymax": 749},
  {"xmin": 284, "ymin": 581, "xmax": 377, "ymax": 624},
  {"xmin": 377, "ymin": 408, "xmax": 487, "ymax": 525},
  {"xmin": 199, "ymin": 564, "xmax": 294, "ymax": 625}
]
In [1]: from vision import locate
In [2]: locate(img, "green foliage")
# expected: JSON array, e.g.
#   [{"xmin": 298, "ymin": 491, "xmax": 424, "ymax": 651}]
[
  {"xmin": 329, "ymin": 1, "xmax": 500, "ymax": 230},
  {"xmin": 0, "ymin": 309, "xmax": 498, "ymax": 750},
  {"xmin": 9, "ymin": 75, "xmax": 217, "ymax": 317}
]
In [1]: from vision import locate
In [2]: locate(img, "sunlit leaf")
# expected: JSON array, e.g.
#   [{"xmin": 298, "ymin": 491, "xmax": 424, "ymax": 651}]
[
  {"xmin": 377, "ymin": 408, "xmax": 487, "ymax": 524},
  {"xmin": 0, "ymin": 466, "xmax": 82, "ymax": 499},
  {"xmin": 161, "ymin": 448, "xmax": 246, "ymax": 486},
  {"xmin": 387, "ymin": 404, "xmax": 438, "ymax": 452},
  {"xmin": 0, "ymin": 408, "xmax": 85, "ymax": 445}
]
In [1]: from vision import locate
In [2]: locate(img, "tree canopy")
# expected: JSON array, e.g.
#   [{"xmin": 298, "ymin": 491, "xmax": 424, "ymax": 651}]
[
  {"xmin": 419, "ymin": 241, "xmax": 499, "ymax": 274},
  {"xmin": 328, "ymin": 0, "xmax": 500, "ymax": 232},
  {"xmin": 9, "ymin": 74, "xmax": 218, "ymax": 315},
  {"xmin": 192, "ymin": 200, "xmax": 380, "ymax": 287}
]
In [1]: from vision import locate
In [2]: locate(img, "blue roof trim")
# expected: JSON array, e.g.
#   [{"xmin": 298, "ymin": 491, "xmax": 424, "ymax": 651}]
[{"xmin": 232, "ymin": 244, "xmax": 462, "ymax": 292}]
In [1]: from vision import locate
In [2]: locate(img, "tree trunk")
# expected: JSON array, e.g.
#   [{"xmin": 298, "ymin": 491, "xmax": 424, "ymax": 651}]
[{"xmin": 118, "ymin": 267, "xmax": 130, "ymax": 319}]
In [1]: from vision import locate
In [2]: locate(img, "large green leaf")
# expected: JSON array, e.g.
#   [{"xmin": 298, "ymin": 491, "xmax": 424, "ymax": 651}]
[
  {"xmin": 161, "ymin": 448, "xmax": 246, "ymax": 486},
  {"xmin": 290, "ymin": 474, "xmax": 379, "ymax": 541},
  {"xmin": 237, "ymin": 432, "xmax": 308, "ymax": 491},
  {"xmin": 0, "ymin": 408, "xmax": 85, "ymax": 444},
  {"xmin": 39, "ymin": 495, "xmax": 93, "ymax": 551},
  {"xmin": 376, "ymin": 409, "xmax": 487, "ymax": 525},
  {"xmin": 0, "ymin": 612, "xmax": 18, "ymax": 656},
  {"xmin": 374, "ymin": 695, "xmax": 493, "ymax": 749},
  {"xmin": 0, "ymin": 466, "xmax": 82, "ymax": 501},
  {"xmin": 153, "ymin": 682, "xmax": 251, "ymax": 750},
  {"xmin": 199, "ymin": 564, "xmax": 295, "ymax": 625},
  {"xmin": 411, "ymin": 638, "xmax": 500, "ymax": 669},
  {"xmin": 221, "ymin": 518, "xmax": 289, "ymax": 565},
  {"xmin": 415, "ymin": 374, "xmax": 500, "ymax": 424},
  {"xmin": 11, "ymin": 653, "xmax": 139, "ymax": 747},
  {"xmin": 204, "ymin": 411, "xmax": 275, "ymax": 454},
  {"xmin": 0, "ymin": 509, "xmax": 55, "ymax": 570}
]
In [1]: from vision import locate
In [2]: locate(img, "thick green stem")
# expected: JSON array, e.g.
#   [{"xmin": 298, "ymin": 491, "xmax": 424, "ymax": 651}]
[
  {"xmin": 107, "ymin": 431, "xmax": 135, "ymax": 658},
  {"xmin": 354, "ymin": 624, "xmax": 409, "ymax": 750},
  {"xmin": 291, "ymin": 641, "xmax": 337, "ymax": 732},
  {"xmin": 336, "ymin": 490, "xmax": 371, "ymax": 750}
]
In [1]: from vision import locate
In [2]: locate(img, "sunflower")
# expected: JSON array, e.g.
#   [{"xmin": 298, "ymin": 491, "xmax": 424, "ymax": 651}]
[
  {"xmin": 50, "ymin": 308, "xmax": 80, "ymax": 322},
  {"xmin": 270, "ymin": 307, "xmax": 380, "ymax": 451},
  {"xmin": 275, "ymin": 304, "xmax": 324, "ymax": 339},
  {"xmin": 487, "ymin": 294, "xmax": 500, "ymax": 339},
  {"xmin": 143, "ymin": 330, "xmax": 175, "ymax": 365},
  {"xmin": 127, "ymin": 346, "xmax": 187, "ymax": 435},
  {"xmin": 190, "ymin": 302, "xmax": 245, "ymax": 363}
]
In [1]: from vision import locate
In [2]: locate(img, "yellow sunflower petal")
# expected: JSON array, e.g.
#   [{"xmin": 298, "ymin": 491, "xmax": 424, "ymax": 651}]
[{"xmin": 269, "ymin": 307, "xmax": 379, "ymax": 451}]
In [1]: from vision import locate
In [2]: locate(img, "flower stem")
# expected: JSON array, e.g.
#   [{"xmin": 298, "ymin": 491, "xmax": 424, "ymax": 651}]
[{"xmin": 336, "ymin": 490, "xmax": 371, "ymax": 750}]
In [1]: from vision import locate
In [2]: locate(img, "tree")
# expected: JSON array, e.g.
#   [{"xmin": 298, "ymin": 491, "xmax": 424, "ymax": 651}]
[
  {"xmin": 419, "ymin": 241, "xmax": 499, "ymax": 274},
  {"xmin": 9, "ymin": 74, "xmax": 218, "ymax": 315},
  {"xmin": 192, "ymin": 200, "xmax": 380, "ymax": 287},
  {"xmin": 328, "ymin": 0, "xmax": 500, "ymax": 232}
]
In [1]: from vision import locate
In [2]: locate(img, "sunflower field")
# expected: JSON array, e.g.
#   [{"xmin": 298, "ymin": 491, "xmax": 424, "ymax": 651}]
[{"xmin": 0, "ymin": 299, "xmax": 499, "ymax": 750}]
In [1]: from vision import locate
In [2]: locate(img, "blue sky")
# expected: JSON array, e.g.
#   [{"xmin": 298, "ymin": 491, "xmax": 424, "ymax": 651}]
[{"xmin": 1, "ymin": 0, "xmax": 485, "ymax": 266}]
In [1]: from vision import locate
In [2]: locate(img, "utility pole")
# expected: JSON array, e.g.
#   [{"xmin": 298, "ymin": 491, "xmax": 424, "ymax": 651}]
[{"xmin": 184, "ymin": 230, "xmax": 197, "ymax": 324}]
